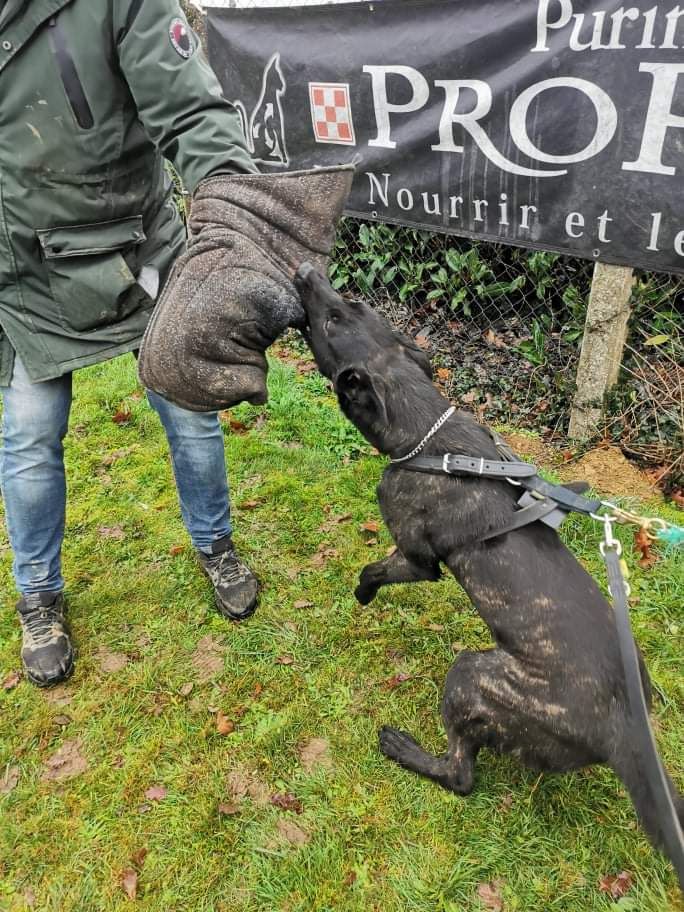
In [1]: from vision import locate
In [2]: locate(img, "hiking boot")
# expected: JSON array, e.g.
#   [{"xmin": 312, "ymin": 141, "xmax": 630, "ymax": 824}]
[
  {"xmin": 16, "ymin": 592, "xmax": 74, "ymax": 687},
  {"xmin": 197, "ymin": 536, "xmax": 258, "ymax": 621}
]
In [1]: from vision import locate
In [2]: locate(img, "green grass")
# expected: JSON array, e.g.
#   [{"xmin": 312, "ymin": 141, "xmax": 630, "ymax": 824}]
[{"xmin": 0, "ymin": 351, "xmax": 682, "ymax": 912}]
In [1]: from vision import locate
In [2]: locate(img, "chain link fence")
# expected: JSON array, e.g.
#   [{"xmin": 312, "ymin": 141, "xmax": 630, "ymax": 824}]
[
  {"xmin": 331, "ymin": 219, "xmax": 683, "ymax": 485},
  {"xmin": 186, "ymin": 0, "xmax": 683, "ymax": 488}
]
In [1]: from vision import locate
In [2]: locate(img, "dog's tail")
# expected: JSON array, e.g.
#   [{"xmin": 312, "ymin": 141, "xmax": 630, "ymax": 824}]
[{"xmin": 611, "ymin": 736, "xmax": 684, "ymax": 887}]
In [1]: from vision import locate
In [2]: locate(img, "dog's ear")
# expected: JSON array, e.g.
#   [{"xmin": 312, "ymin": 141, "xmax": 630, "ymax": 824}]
[
  {"xmin": 334, "ymin": 366, "xmax": 388, "ymax": 433},
  {"xmin": 394, "ymin": 331, "xmax": 433, "ymax": 379}
]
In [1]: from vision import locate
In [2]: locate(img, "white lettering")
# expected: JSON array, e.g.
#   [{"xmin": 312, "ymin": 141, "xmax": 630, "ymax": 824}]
[
  {"xmin": 364, "ymin": 65, "xmax": 430, "ymax": 149},
  {"xmin": 532, "ymin": 0, "xmax": 573, "ymax": 52},
  {"xmin": 421, "ymin": 192, "xmax": 441, "ymax": 215},
  {"xmin": 520, "ymin": 205, "xmax": 538, "ymax": 229},
  {"xmin": 635, "ymin": 6, "xmax": 658, "ymax": 48},
  {"xmin": 509, "ymin": 78, "xmax": 617, "ymax": 164},
  {"xmin": 366, "ymin": 171, "xmax": 390, "ymax": 207},
  {"xmin": 569, "ymin": 12, "xmax": 611, "ymax": 51},
  {"xmin": 432, "ymin": 80, "xmax": 566, "ymax": 177},
  {"xmin": 565, "ymin": 211, "xmax": 585, "ymax": 238},
  {"xmin": 397, "ymin": 187, "xmax": 414, "ymax": 210},
  {"xmin": 662, "ymin": 5, "xmax": 684, "ymax": 48},
  {"xmin": 449, "ymin": 196, "xmax": 463, "ymax": 218},
  {"xmin": 623, "ymin": 63, "xmax": 684, "ymax": 175},
  {"xmin": 647, "ymin": 211, "xmax": 662, "ymax": 251},
  {"xmin": 674, "ymin": 229, "xmax": 684, "ymax": 256},
  {"xmin": 473, "ymin": 199, "xmax": 488, "ymax": 222},
  {"xmin": 498, "ymin": 192, "xmax": 509, "ymax": 226},
  {"xmin": 608, "ymin": 8, "xmax": 640, "ymax": 49},
  {"xmin": 597, "ymin": 209, "xmax": 613, "ymax": 243}
]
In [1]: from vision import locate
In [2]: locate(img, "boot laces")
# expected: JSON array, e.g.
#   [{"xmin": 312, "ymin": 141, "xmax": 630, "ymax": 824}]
[
  {"xmin": 22, "ymin": 606, "xmax": 60, "ymax": 647},
  {"xmin": 216, "ymin": 549, "xmax": 245, "ymax": 585}
]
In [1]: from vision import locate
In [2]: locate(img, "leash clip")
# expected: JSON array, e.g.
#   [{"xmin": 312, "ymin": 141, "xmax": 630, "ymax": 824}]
[{"xmin": 592, "ymin": 511, "xmax": 622, "ymax": 558}]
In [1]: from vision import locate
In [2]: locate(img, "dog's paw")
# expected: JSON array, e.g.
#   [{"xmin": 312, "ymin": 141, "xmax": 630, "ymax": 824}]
[
  {"xmin": 378, "ymin": 725, "xmax": 420, "ymax": 761},
  {"xmin": 354, "ymin": 582, "xmax": 377, "ymax": 605}
]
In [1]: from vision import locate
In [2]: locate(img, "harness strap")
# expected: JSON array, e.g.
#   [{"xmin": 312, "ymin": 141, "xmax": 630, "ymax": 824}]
[
  {"xmin": 398, "ymin": 453, "xmax": 537, "ymax": 479},
  {"xmin": 479, "ymin": 496, "xmax": 560, "ymax": 542},
  {"xmin": 522, "ymin": 474, "xmax": 601, "ymax": 514}
]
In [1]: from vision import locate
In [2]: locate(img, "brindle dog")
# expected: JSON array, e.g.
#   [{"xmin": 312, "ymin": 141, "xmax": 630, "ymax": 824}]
[{"xmin": 295, "ymin": 264, "xmax": 683, "ymax": 857}]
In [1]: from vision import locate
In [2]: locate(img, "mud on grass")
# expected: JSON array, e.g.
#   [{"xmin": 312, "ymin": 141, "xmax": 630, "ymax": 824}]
[{"xmin": 0, "ymin": 353, "xmax": 682, "ymax": 911}]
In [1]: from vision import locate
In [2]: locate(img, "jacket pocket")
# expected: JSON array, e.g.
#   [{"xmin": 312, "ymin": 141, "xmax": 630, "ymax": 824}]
[{"xmin": 37, "ymin": 216, "xmax": 148, "ymax": 333}]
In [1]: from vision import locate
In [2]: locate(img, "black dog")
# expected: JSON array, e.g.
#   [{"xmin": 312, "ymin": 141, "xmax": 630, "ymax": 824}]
[{"xmin": 295, "ymin": 265, "xmax": 684, "ymax": 858}]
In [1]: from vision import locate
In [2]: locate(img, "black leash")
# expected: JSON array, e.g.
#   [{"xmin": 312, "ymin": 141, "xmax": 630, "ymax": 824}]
[
  {"xmin": 394, "ymin": 435, "xmax": 684, "ymax": 886},
  {"xmin": 600, "ymin": 517, "xmax": 684, "ymax": 891}
]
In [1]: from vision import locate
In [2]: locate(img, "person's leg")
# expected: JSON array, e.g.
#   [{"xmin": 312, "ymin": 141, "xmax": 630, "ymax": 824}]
[
  {"xmin": 146, "ymin": 390, "xmax": 258, "ymax": 619},
  {"xmin": 0, "ymin": 356, "xmax": 74, "ymax": 685}
]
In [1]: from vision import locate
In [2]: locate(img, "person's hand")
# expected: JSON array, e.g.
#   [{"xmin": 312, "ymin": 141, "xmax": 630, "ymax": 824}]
[{"xmin": 138, "ymin": 166, "xmax": 354, "ymax": 411}]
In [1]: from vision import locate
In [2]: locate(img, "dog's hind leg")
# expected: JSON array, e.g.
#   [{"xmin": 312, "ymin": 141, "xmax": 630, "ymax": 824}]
[{"xmin": 355, "ymin": 550, "xmax": 439, "ymax": 605}]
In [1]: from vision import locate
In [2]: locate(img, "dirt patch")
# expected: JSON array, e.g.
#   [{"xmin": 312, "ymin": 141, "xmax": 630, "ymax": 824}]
[
  {"xmin": 500, "ymin": 432, "xmax": 561, "ymax": 471},
  {"xmin": 559, "ymin": 447, "xmax": 659, "ymax": 500},
  {"xmin": 191, "ymin": 635, "xmax": 226, "ymax": 684}
]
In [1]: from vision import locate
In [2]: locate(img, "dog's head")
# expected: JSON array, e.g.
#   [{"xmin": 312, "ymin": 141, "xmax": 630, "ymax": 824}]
[{"xmin": 295, "ymin": 264, "xmax": 433, "ymax": 450}]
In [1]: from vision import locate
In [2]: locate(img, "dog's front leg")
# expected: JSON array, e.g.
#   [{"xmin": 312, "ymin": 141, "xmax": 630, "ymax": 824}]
[{"xmin": 355, "ymin": 549, "xmax": 439, "ymax": 605}]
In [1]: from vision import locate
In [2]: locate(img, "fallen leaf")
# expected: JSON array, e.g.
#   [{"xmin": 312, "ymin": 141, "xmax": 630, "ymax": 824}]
[
  {"xmin": 0, "ymin": 764, "xmax": 20, "ymax": 795},
  {"xmin": 253, "ymin": 682, "xmax": 264, "ymax": 697},
  {"xmin": 598, "ymin": 871, "xmax": 634, "ymax": 899},
  {"xmin": 436, "ymin": 367, "xmax": 451, "ymax": 381},
  {"xmin": 169, "ymin": 544, "xmax": 185, "ymax": 556},
  {"xmin": 297, "ymin": 361, "xmax": 317, "ymax": 374},
  {"xmin": 22, "ymin": 887, "xmax": 36, "ymax": 908},
  {"xmin": 98, "ymin": 524, "xmax": 126, "ymax": 541},
  {"xmin": 95, "ymin": 646, "xmax": 129, "ymax": 674},
  {"xmin": 276, "ymin": 818, "xmax": 309, "ymax": 846},
  {"xmin": 484, "ymin": 328, "xmax": 507, "ymax": 349},
  {"xmin": 426, "ymin": 623, "xmax": 445, "ymax": 632},
  {"xmin": 2, "ymin": 669, "xmax": 21, "ymax": 690},
  {"xmin": 317, "ymin": 512, "xmax": 352, "ymax": 533},
  {"xmin": 365, "ymin": 538, "xmax": 378, "ymax": 546},
  {"xmin": 191, "ymin": 634, "xmax": 226, "ymax": 683},
  {"xmin": 218, "ymin": 801, "xmax": 240, "ymax": 815},
  {"xmin": 415, "ymin": 333, "xmax": 430, "ymax": 350},
  {"xmin": 137, "ymin": 803, "xmax": 151, "ymax": 814},
  {"xmin": 360, "ymin": 520, "xmax": 380, "ymax": 534},
  {"xmin": 293, "ymin": 599, "xmax": 313, "ymax": 610},
  {"xmin": 41, "ymin": 738, "xmax": 88, "ymax": 782},
  {"xmin": 144, "ymin": 785, "xmax": 167, "ymax": 801},
  {"xmin": 498, "ymin": 793, "xmax": 514, "ymax": 812},
  {"xmin": 216, "ymin": 712, "xmax": 236, "ymax": 735},
  {"xmin": 382, "ymin": 672, "xmax": 411, "ymax": 690},
  {"xmin": 285, "ymin": 567, "xmax": 301, "ymax": 581},
  {"xmin": 275, "ymin": 655, "xmax": 294, "ymax": 666},
  {"xmin": 633, "ymin": 527, "xmax": 658, "ymax": 569},
  {"xmin": 299, "ymin": 738, "xmax": 332, "ymax": 773},
  {"xmin": 99, "ymin": 447, "xmax": 134, "ymax": 467},
  {"xmin": 476, "ymin": 879, "xmax": 504, "ymax": 911},
  {"xmin": 310, "ymin": 545, "xmax": 339, "ymax": 568},
  {"xmin": 112, "ymin": 406, "xmax": 132, "ymax": 426},
  {"xmin": 130, "ymin": 847, "xmax": 148, "ymax": 869},
  {"xmin": 52, "ymin": 714, "xmax": 71, "ymax": 727},
  {"xmin": 227, "ymin": 766, "xmax": 270, "ymax": 806},
  {"xmin": 179, "ymin": 682, "xmax": 194, "ymax": 697},
  {"xmin": 271, "ymin": 792, "xmax": 303, "ymax": 813},
  {"xmin": 120, "ymin": 868, "xmax": 137, "ymax": 901},
  {"xmin": 239, "ymin": 499, "xmax": 262, "ymax": 510},
  {"xmin": 43, "ymin": 684, "xmax": 72, "ymax": 707}
]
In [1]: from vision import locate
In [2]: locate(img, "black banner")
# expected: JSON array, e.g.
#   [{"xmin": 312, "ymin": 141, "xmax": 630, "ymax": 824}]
[{"xmin": 207, "ymin": 0, "xmax": 684, "ymax": 275}]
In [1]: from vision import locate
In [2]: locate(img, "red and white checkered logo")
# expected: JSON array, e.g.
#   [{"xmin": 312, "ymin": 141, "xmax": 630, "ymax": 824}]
[{"xmin": 309, "ymin": 83, "xmax": 355, "ymax": 145}]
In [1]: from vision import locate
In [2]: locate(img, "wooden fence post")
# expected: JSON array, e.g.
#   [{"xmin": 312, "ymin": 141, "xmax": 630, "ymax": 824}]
[{"xmin": 568, "ymin": 262, "xmax": 636, "ymax": 442}]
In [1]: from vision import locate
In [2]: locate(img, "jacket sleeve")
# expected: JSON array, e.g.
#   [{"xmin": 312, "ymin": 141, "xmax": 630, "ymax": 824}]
[{"xmin": 114, "ymin": 0, "xmax": 257, "ymax": 192}]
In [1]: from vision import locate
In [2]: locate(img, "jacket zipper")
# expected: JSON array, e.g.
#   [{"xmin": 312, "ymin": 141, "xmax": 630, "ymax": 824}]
[{"xmin": 47, "ymin": 14, "xmax": 94, "ymax": 130}]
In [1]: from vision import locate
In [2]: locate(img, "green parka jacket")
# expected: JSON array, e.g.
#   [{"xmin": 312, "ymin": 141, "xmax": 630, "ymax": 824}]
[{"xmin": 0, "ymin": 0, "xmax": 254, "ymax": 385}]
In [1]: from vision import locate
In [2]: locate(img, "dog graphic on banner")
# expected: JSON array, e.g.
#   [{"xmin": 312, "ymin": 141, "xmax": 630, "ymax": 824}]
[{"xmin": 233, "ymin": 53, "xmax": 289, "ymax": 166}]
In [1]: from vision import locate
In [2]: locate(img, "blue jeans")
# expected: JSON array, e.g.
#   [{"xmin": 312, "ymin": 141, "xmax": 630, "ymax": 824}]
[{"xmin": 0, "ymin": 356, "xmax": 231, "ymax": 595}]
